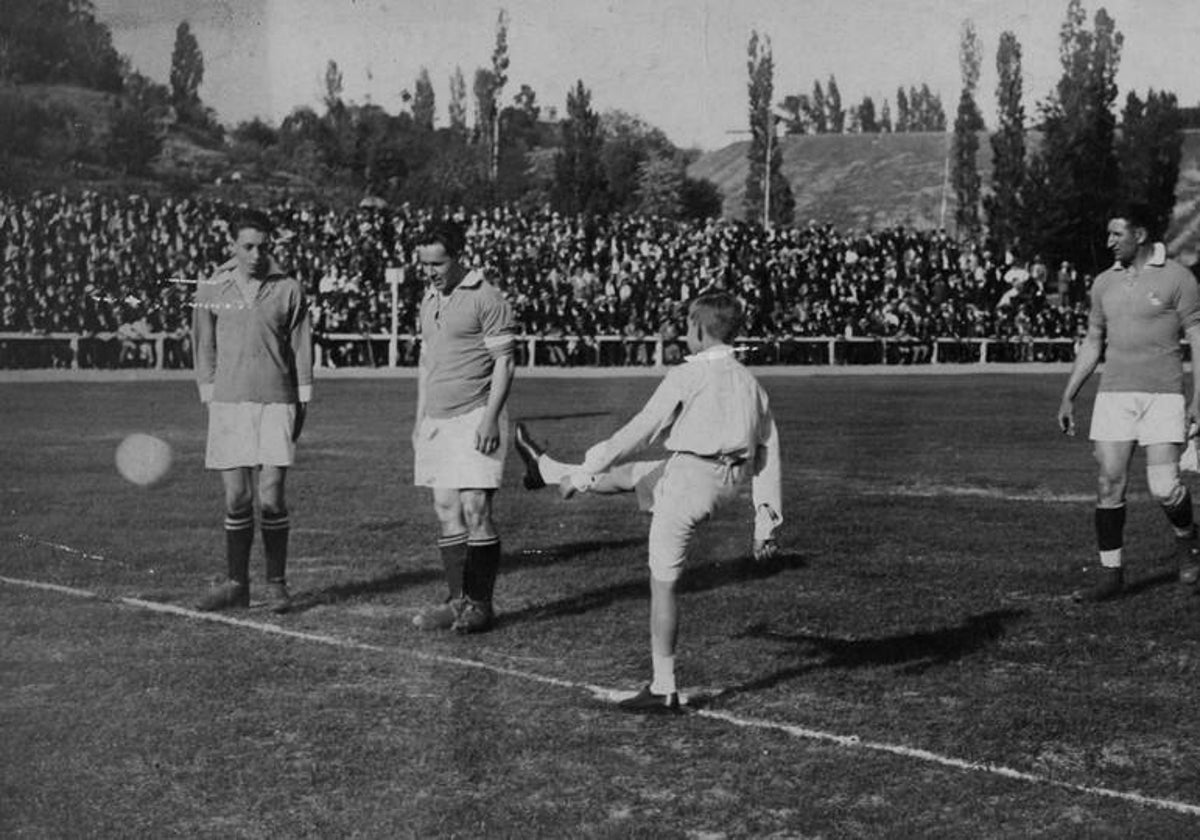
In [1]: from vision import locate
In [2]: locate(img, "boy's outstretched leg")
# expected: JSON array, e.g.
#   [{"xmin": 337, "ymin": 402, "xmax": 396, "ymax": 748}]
[
  {"xmin": 514, "ymin": 423, "xmax": 661, "ymax": 500},
  {"xmin": 513, "ymin": 422, "xmax": 547, "ymax": 489},
  {"xmin": 514, "ymin": 422, "xmax": 591, "ymax": 496}
]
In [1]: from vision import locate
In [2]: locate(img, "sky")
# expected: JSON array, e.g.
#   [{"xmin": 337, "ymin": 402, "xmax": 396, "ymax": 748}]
[{"xmin": 92, "ymin": 0, "xmax": 1200, "ymax": 152}]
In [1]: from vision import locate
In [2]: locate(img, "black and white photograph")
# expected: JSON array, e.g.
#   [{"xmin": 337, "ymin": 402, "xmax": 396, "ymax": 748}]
[{"xmin": 3, "ymin": 0, "xmax": 1200, "ymax": 836}]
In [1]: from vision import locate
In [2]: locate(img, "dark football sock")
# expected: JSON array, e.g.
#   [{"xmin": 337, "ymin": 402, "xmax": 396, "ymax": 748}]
[
  {"xmin": 1161, "ymin": 487, "xmax": 1196, "ymax": 536},
  {"xmin": 1095, "ymin": 505, "xmax": 1126, "ymax": 553},
  {"xmin": 439, "ymin": 533, "xmax": 468, "ymax": 599},
  {"xmin": 464, "ymin": 537, "xmax": 501, "ymax": 603},
  {"xmin": 261, "ymin": 510, "xmax": 290, "ymax": 582},
  {"xmin": 224, "ymin": 508, "xmax": 254, "ymax": 585}
]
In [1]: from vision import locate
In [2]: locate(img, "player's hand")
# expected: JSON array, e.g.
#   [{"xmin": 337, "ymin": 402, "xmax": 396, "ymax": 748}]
[
  {"xmin": 292, "ymin": 403, "xmax": 307, "ymax": 442},
  {"xmin": 753, "ymin": 538, "xmax": 778, "ymax": 562},
  {"xmin": 1187, "ymin": 398, "xmax": 1200, "ymax": 438},
  {"xmin": 475, "ymin": 417, "xmax": 501, "ymax": 454},
  {"xmin": 1057, "ymin": 399, "xmax": 1075, "ymax": 436}
]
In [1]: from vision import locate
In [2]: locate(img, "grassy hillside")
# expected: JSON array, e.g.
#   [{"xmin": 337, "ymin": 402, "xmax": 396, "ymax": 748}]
[{"xmin": 689, "ymin": 130, "xmax": 1200, "ymax": 262}]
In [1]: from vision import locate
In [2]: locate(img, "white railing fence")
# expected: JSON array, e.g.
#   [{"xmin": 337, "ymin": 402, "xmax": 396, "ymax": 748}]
[{"xmin": 0, "ymin": 330, "xmax": 1085, "ymax": 370}]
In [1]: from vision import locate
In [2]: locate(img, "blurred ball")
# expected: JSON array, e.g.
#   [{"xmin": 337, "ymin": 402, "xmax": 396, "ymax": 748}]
[{"xmin": 115, "ymin": 433, "xmax": 173, "ymax": 487}]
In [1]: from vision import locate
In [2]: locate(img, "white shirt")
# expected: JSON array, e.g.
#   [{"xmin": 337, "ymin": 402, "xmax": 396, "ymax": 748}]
[{"xmin": 582, "ymin": 344, "xmax": 783, "ymax": 536}]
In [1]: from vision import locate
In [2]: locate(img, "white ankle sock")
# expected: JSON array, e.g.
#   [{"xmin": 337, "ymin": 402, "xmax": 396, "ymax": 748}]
[
  {"xmin": 538, "ymin": 454, "xmax": 570, "ymax": 484},
  {"xmin": 650, "ymin": 653, "xmax": 676, "ymax": 695}
]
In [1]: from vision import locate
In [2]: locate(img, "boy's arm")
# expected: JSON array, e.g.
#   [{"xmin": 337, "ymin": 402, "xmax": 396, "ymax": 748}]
[
  {"xmin": 581, "ymin": 373, "xmax": 684, "ymax": 474},
  {"xmin": 751, "ymin": 418, "xmax": 782, "ymax": 557}
]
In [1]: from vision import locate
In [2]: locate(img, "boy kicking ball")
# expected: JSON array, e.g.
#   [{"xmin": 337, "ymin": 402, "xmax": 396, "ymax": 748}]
[{"xmin": 515, "ymin": 291, "xmax": 782, "ymax": 714}]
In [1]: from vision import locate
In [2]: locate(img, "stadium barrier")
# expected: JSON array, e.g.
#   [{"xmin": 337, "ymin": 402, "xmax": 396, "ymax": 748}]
[{"xmin": 0, "ymin": 331, "xmax": 1084, "ymax": 370}]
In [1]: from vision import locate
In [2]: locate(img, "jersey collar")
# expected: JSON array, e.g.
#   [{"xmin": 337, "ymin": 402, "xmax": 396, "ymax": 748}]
[
  {"xmin": 685, "ymin": 344, "xmax": 736, "ymax": 363},
  {"xmin": 425, "ymin": 268, "xmax": 485, "ymax": 300},
  {"xmin": 1114, "ymin": 242, "xmax": 1167, "ymax": 270}
]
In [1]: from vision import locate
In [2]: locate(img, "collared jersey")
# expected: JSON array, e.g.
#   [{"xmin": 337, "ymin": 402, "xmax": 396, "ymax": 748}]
[
  {"xmin": 581, "ymin": 344, "xmax": 783, "ymax": 516},
  {"xmin": 419, "ymin": 268, "xmax": 516, "ymax": 418},
  {"xmin": 1089, "ymin": 243, "xmax": 1200, "ymax": 394},
  {"xmin": 193, "ymin": 258, "xmax": 314, "ymax": 404}
]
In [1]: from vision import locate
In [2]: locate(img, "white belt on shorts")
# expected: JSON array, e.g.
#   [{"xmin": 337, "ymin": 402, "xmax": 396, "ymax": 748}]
[{"xmin": 676, "ymin": 451, "xmax": 748, "ymax": 468}]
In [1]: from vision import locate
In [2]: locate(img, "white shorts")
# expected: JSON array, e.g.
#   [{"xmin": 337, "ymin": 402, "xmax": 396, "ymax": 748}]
[
  {"xmin": 206, "ymin": 402, "xmax": 296, "ymax": 469},
  {"xmin": 626, "ymin": 460, "xmax": 667, "ymax": 513},
  {"xmin": 1089, "ymin": 391, "xmax": 1186, "ymax": 445},
  {"xmin": 414, "ymin": 405, "xmax": 509, "ymax": 489},
  {"xmin": 647, "ymin": 453, "xmax": 750, "ymax": 583}
]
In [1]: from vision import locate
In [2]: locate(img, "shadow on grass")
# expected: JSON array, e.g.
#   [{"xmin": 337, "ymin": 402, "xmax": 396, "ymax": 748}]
[
  {"xmin": 1117, "ymin": 569, "xmax": 1177, "ymax": 598},
  {"xmin": 498, "ymin": 550, "xmax": 808, "ymax": 627},
  {"xmin": 516, "ymin": 411, "xmax": 613, "ymax": 423},
  {"xmin": 712, "ymin": 608, "xmax": 1027, "ymax": 702},
  {"xmin": 287, "ymin": 537, "xmax": 644, "ymax": 612}
]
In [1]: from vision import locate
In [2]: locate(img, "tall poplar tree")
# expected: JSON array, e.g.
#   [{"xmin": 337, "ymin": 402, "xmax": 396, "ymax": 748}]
[
  {"xmin": 1117, "ymin": 89, "xmax": 1183, "ymax": 238},
  {"xmin": 169, "ymin": 21, "xmax": 204, "ymax": 122},
  {"xmin": 985, "ymin": 30, "xmax": 1027, "ymax": 256},
  {"xmin": 1024, "ymin": 0, "xmax": 1123, "ymax": 270},
  {"xmin": 552, "ymin": 80, "xmax": 606, "ymax": 215},
  {"xmin": 810, "ymin": 79, "xmax": 828, "ymax": 133},
  {"xmin": 744, "ymin": 30, "xmax": 792, "ymax": 227},
  {"xmin": 895, "ymin": 87, "xmax": 910, "ymax": 132},
  {"xmin": 487, "ymin": 9, "xmax": 510, "ymax": 182},
  {"xmin": 826, "ymin": 75, "xmax": 845, "ymax": 133},
  {"xmin": 951, "ymin": 20, "xmax": 985, "ymax": 239},
  {"xmin": 412, "ymin": 67, "xmax": 435, "ymax": 131},
  {"xmin": 448, "ymin": 66, "xmax": 468, "ymax": 135}
]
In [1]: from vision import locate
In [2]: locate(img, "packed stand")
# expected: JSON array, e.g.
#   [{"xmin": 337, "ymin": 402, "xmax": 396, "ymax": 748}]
[{"xmin": 0, "ymin": 190, "xmax": 1093, "ymax": 368}]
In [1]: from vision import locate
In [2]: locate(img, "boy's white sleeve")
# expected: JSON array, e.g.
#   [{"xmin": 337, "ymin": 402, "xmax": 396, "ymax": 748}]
[
  {"xmin": 581, "ymin": 373, "xmax": 683, "ymax": 474},
  {"xmin": 751, "ymin": 418, "xmax": 782, "ymax": 541}
]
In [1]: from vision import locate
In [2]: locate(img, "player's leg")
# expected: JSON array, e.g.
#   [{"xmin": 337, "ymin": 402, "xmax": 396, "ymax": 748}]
[
  {"xmin": 1136, "ymin": 392, "xmax": 1200, "ymax": 586},
  {"xmin": 1075, "ymin": 439, "xmax": 1136, "ymax": 602},
  {"xmin": 258, "ymin": 465, "xmax": 292, "ymax": 612},
  {"xmin": 413, "ymin": 486, "xmax": 470, "ymax": 631},
  {"xmin": 1145, "ymin": 442, "xmax": 1200, "ymax": 586},
  {"xmin": 618, "ymin": 459, "xmax": 721, "ymax": 713},
  {"xmin": 198, "ymin": 466, "xmax": 255, "ymax": 610},
  {"xmin": 454, "ymin": 487, "xmax": 499, "ymax": 634},
  {"xmin": 514, "ymin": 422, "xmax": 658, "ymax": 498},
  {"xmin": 649, "ymin": 576, "xmax": 679, "ymax": 687}
]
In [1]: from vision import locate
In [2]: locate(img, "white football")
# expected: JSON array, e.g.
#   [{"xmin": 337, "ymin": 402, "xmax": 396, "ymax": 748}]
[{"xmin": 115, "ymin": 433, "xmax": 173, "ymax": 487}]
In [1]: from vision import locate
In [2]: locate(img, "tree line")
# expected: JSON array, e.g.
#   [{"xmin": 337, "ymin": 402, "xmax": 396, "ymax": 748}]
[
  {"xmin": 0, "ymin": 2, "xmax": 723, "ymax": 221},
  {"xmin": 951, "ymin": 1, "xmax": 1185, "ymax": 272},
  {"xmin": 2, "ymin": 0, "xmax": 1196, "ymax": 276},
  {"xmin": 746, "ymin": 0, "xmax": 1193, "ymax": 274},
  {"xmin": 779, "ymin": 78, "xmax": 948, "ymax": 135}
]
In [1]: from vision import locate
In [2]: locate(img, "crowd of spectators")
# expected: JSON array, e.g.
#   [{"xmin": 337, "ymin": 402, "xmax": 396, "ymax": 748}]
[{"xmin": 0, "ymin": 189, "xmax": 1098, "ymax": 368}]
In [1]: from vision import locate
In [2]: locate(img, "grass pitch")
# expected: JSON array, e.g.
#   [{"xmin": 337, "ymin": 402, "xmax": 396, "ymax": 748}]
[{"xmin": 3, "ymin": 371, "xmax": 1200, "ymax": 838}]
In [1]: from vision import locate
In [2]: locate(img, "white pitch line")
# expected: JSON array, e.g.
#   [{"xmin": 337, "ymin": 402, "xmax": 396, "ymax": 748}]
[
  {"xmin": 863, "ymin": 486, "xmax": 1095, "ymax": 504},
  {"xmin": 15, "ymin": 532, "xmax": 110, "ymax": 561},
  {"xmin": 2, "ymin": 572, "xmax": 1199, "ymax": 819}
]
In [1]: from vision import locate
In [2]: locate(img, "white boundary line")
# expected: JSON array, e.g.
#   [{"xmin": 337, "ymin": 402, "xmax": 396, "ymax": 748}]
[{"xmin": 2, "ymin": 571, "xmax": 1199, "ymax": 819}]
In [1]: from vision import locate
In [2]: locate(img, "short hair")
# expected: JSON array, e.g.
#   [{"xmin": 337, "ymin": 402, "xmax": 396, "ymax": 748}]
[
  {"xmin": 227, "ymin": 208, "xmax": 273, "ymax": 237},
  {"xmin": 1110, "ymin": 201, "xmax": 1161, "ymax": 240},
  {"xmin": 688, "ymin": 291, "xmax": 742, "ymax": 343},
  {"xmin": 417, "ymin": 219, "xmax": 467, "ymax": 259}
]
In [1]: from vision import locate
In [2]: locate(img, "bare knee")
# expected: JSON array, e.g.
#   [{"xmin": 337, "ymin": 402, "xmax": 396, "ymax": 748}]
[
  {"xmin": 1095, "ymin": 472, "xmax": 1127, "ymax": 506},
  {"xmin": 432, "ymin": 494, "xmax": 463, "ymax": 528},
  {"xmin": 258, "ymin": 469, "xmax": 288, "ymax": 516},
  {"xmin": 1147, "ymin": 463, "xmax": 1185, "ymax": 506},
  {"xmin": 221, "ymin": 469, "xmax": 254, "ymax": 514},
  {"xmin": 459, "ymin": 490, "xmax": 495, "ymax": 534}
]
